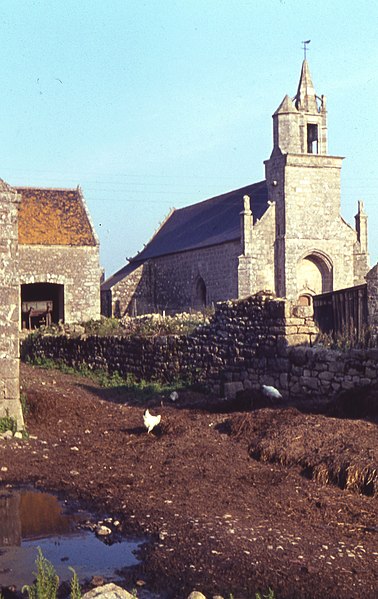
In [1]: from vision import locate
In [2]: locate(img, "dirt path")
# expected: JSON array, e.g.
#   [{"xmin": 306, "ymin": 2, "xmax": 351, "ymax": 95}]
[{"xmin": 0, "ymin": 364, "xmax": 377, "ymax": 598}]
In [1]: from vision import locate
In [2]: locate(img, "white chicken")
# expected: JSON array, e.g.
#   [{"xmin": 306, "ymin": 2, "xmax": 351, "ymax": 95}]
[
  {"xmin": 261, "ymin": 385, "xmax": 283, "ymax": 400},
  {"xmin": 143, "ymin": 408, "xmax": 161, "ymax": 433}
]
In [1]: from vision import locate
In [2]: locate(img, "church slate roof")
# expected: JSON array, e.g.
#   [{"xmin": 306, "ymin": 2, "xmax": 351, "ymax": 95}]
[
  {"xmin": 102, "ymin": 180, "xmax": 269, "ymax": 290},
  {"xmin": 17, "ymin": 187, "xmax": 97, "ymax": 246},
  {"xmin": 131, "ymin": 180, "xmax": 269, "ymax": 263}
]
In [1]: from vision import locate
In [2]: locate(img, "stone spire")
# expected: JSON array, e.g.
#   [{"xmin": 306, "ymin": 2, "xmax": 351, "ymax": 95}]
[{"xmin": 294, "ymin": 59, "xmax": 319, "ymax": 113}]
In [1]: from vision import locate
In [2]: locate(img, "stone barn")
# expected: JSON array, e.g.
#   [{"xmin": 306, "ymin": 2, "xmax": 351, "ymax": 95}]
[
  {"xmin": 17, "ymin": 186, "xmax": 101, "ymax": 328},
  {"xmin": 101, "ymin": 59, "xmax": 369, "ymax": 317}
]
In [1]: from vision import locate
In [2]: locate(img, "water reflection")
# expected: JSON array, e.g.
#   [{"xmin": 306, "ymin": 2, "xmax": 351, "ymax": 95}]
[
  {"xmin": 0, "ymin": 492, "xmax": 21, "ymax": 547},
  {"xmin": 0, "ymin": 489, "xmax": 143, "ymax": 588},
  {"xmin": 0, "ymin": 490, "xmax": 81, "ymax": 546}
]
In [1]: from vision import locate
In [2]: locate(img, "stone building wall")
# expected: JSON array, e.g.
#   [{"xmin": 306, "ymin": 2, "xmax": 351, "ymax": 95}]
[
  {"xmin": 108, "ymin": 240, "xmax": 241, "ymax": 316},
  {"xmin": 0, "ymin": 186, "xmax": 23, "ymax": 425},
  {"xmin": 19, "ymin": 245, "xmax": 101, "ymax": 324},
  {"xmin": 152, "ymin": 241, "xmax": 240, "ymax": 311},
  {"xmin": 105, "ymin": 262, "xmax": 155, "ymax": 318}
]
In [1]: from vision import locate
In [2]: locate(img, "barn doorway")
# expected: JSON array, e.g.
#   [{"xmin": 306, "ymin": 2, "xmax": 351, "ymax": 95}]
[
  {"xmin": 21, "ymin": 283, "xmax": 64, "ymax": 329},
  {"xmin": 193, "ymin": 276, "xmax": 207, "ymax": 310}
]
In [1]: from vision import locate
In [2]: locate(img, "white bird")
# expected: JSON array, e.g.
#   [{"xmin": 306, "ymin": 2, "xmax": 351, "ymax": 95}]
[
  {"xmin": 170, "ymin": 391, "xmax": 179, "ymax": 402},
  {"xmin": 143, "ymin": 409, "xmax": 161, "ymax": 433},
  {"xmin": 261, "ymin": 385, "xmax": 283, "ymax": 400}
]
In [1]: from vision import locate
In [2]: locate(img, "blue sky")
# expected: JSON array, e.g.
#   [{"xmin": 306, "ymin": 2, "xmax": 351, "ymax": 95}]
[{"xmin": 0, "ymin": 1, "xmax": 377, "ymax": 278}]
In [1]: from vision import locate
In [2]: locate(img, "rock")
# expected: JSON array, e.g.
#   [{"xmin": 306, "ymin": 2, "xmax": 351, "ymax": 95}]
[
  {"xmin": 96, "ymin": 525, "xmax": 112, "ymax": 536},
  {"xmin": 82, "ymin": 583, "xmax": 135, "ymax": 599},
  {"xmin": 187, "ymin": 593, "xmax": 207, "ymax": 599},
  {"xmin": 14, "ymin": 431, "xmax": 23, "ymax": 439},
  {"xmin": 91, "ymin": 576, "xmax": 105, "ymax": 587},
  {"xmin": 1, "ymin": 431, "xmax": 13, "ymax": 440}
]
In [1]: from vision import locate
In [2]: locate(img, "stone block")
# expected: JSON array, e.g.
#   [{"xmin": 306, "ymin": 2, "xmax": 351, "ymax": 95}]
[
  {"xmin": 223, "ymin": 381, "xmax": 244, "ymax": 398},
  {"xmin": 300, "ymin": 376, "xmax": 319, "ymax": 390},
  {"xmin": 286, "ymin": 333, "xmax": 310, "ymax": 346}
]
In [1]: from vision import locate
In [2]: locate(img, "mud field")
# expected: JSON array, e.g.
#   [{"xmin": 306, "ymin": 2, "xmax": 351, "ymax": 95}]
[{"xmin": 0, "ymin": 363, "xmax": 377, "ymax": 599}]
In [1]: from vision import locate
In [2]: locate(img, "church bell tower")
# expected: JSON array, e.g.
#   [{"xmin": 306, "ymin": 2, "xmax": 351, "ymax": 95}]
[{"xmin": 264, "ymin": 60, "xmax": 349, "ymax": 301}]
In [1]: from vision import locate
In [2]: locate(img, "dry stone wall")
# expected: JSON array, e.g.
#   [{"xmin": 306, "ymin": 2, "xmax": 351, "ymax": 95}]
[{"xmin": 22, "ymin": 294, "xmax": 378, "ymax": 402}]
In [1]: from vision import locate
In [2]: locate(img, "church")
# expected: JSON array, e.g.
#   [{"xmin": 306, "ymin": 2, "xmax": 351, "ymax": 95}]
[{"xmin": 101, "ymin": 60, "xmax": 369, "ymax": 317}]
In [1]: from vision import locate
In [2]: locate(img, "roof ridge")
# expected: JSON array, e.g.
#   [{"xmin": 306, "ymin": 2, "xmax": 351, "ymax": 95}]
[
  {"xmin": 15, "ymin": 185, "xmax": 79, "ymax": 192},
  {"xmin": 0, "ymin": 178, "xmax": 16, "ymax": 192},
  {"xmin": 173, "ymin": 180, "xmax": 267, "ymax": 213}
]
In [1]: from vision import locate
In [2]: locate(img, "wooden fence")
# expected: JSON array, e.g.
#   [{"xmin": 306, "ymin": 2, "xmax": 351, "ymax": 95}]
[{"xmin": 313, "ymin": 284, "xmax": 368, "ymax": 342}]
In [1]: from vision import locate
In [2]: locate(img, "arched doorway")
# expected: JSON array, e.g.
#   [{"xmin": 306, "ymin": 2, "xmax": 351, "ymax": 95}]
[
  {"xmin": 192, "ymin": 276, "xmax": 207, "ymax": 310},
  {"xmin": 296, "ymin": 251, "xmax": 333, "ymax": 304},
  {"xmin": 21, "ymin": 283, "xmax": 64, "ymax": 329}
]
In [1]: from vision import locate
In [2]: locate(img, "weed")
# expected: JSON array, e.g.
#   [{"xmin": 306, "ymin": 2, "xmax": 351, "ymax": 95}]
[
  {"xmin": 0, "ymin": 410, "xmax": 17, "ymax": 435},
  {"xmin": 81, "ymin": 317, "xmax": 124, "ymax": 337},
  {"xmin": 20, "ymin": 391, "xmax": 30, "ymax": 420},
  {"xmin": 68, "ymin": 567, "xmax": 81, "ymax": 599},
  {"xmin": 22, "ymin": 547, "xmax": 59, "ymax": 599},
  {"xmin": 255, "ymin": 589, "xmax": 275, "ymax": 599},
  {"xmin": 22, "ymin": 548, "xmax": 81, "ymax": 599}
]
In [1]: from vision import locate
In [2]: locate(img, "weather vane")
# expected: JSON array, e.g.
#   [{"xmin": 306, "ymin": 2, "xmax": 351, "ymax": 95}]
[{"xmin": 302, "ymin": 40, "xmax": 311, "ymax": 60}]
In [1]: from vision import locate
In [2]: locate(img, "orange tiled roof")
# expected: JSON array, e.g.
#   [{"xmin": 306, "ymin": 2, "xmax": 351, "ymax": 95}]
[{"xmin": 17, "ymin": 187, "xmax": 97, "ymax": 246}]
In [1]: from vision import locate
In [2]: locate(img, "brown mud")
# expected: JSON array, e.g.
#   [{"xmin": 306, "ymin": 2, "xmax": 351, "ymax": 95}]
[{"xmin": 0, "ymin": 363, "xmax": 377, "ymax": 599}]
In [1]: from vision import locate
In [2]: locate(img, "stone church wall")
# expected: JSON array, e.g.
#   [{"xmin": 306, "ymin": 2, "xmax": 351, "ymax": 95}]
[
  {"xmin": 152, "ymin": 241, "xmax": 240, "ymax": 311},
  {"xmin": 19, "ymin": 245, "xmax": 101, "ymax": 324},
  {"xmin": 109, "ymin": 240, "xmax": 241, "ymax": 316},
  {"xmin": 107, "ymin": 262, "xmax": 155, "ymax": 318},
  {"xmin": 251, "ymin": 205, "xmax": 276, "ymax": 292}
]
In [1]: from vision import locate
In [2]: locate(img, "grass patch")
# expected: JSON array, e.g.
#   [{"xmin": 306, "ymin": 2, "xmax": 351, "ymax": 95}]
[{"xmin": 27, "ymin": 356, "xmax": 189, "ymax": 402}]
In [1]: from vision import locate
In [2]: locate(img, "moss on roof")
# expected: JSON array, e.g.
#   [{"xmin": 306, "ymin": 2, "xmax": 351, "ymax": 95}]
[{"xmin": 17, "ymin": 187, "xmax": 97, "ymax": 246}]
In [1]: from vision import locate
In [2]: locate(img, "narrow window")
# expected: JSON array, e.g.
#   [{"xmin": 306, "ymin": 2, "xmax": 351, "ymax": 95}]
[{"xmin": 307, "ymin": 124, "xmax": 318, "ymax": 154}]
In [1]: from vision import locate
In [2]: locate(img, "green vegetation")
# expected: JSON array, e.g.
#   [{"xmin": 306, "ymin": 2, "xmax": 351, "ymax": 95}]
[
  {"xmin": 26, "ymin": 310, "xmax": 213, "ymax": 339},
  {"xmin": 26, "ymin": 355, "xmax": 189, "ymax": 403},
  {"xmin": 0, "ymin": 409, "xmax": 17, "ymax": 435},
  {"xmin": 315, "ymin": 326, "xmax": 373, "ymax": 351},
  {"xmin": 20, "ymin": 390, "xmax": 30, "ymax": 420},
  {"xmin": 255, "ymin": 589, "xmax": 275, "ymax": 599},
  {"xmin": 22, "ymin": 548, "xmax": 81, "ymax": 599},
  {"xmin": 22, "ymin": 548, "xmax": 60, "ymax": 599},
  {"xmin": 68, "ymin": 567, "xmax": 82, "ymax": 599}
]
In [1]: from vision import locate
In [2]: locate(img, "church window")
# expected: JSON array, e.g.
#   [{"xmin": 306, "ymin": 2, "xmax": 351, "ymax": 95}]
[
  {"xmin": 193, "ymin": 276, "xmax": 207, "ymax": 310},
  {"xmin": 307, "ymin": 123, "xmax": 318, "ymax": 154}
]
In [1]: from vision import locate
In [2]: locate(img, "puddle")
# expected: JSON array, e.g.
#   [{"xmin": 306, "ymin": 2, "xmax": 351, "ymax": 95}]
[{"xmin": 0, "ymin": 489, "xmax": 143, "ymax": 588}]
